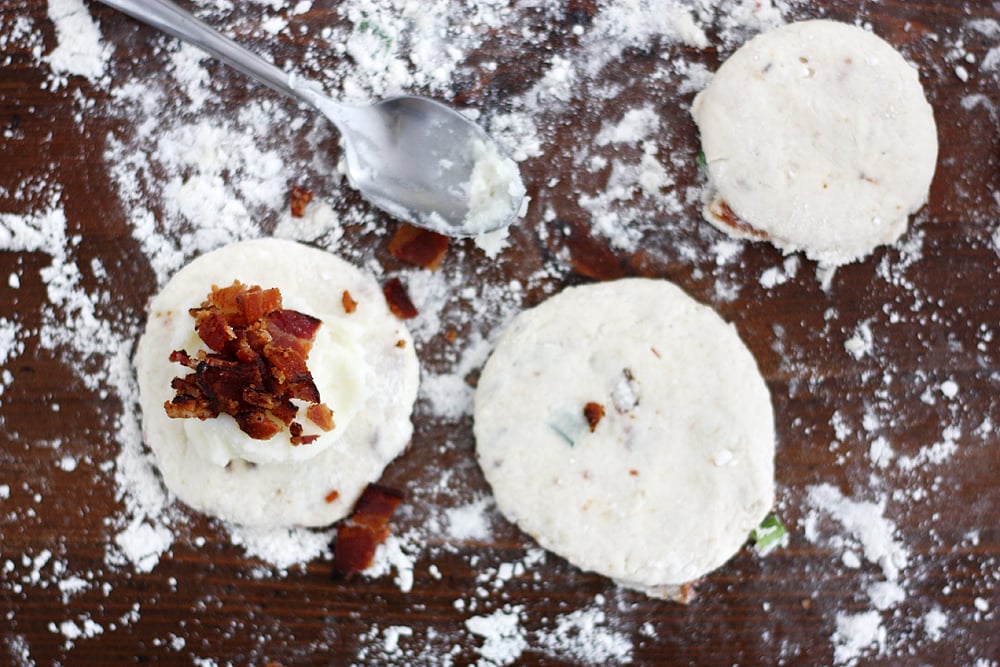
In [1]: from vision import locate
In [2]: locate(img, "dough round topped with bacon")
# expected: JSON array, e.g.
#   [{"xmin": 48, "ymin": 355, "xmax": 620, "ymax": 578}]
[
  {"xmin": 135, "ymin": 238, "xmax": 418, "ymax": 527},
  {"xmin": 692, "ymin": 19, "xmax": 938, "ymax": 266},
  {"xmin": 474, "ymin": 279, "xmax": 774, "ymax": 597}
]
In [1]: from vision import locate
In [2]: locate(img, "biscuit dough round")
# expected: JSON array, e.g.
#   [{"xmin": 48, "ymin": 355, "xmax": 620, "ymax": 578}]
[
  {"xmin": 473, "ymin": 279, "xmax": 775, "ymax": 594},
  {"xmin": 135, "ymin": 238, "xmax": 419, "ymax": 527},
  {"xmin": 692, "ymin": 19, "xmax": 938, "ymax": 266}
]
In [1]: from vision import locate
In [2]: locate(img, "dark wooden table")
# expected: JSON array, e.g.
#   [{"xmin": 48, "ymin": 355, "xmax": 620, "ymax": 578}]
[{"xmin": 2, "ymin": 0, "xmax": 999, "ymax": 664}]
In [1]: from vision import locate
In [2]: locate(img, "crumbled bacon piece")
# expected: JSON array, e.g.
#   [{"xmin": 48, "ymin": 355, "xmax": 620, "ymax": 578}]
[
  {"xmin": 332, "ymin": 484, "xmax": 404, "ymax": 578},
  {"xmin": 307, "ymin": 403, "xmax": 334, "ymax": 431},
  {"xmin": 289, "ymin": 185, "xmax": 314, "ymax": 218},
  {"xmin": 707, "ymin": 198, "xmax": 768, "ymax": 239},
  {"xmin": 341, "ymin": 290, "xmax": 357, "ymax": 314},
  {"xmin": 325, "ymin": 489, "xmax": 340, "ymax": 504},
  {"xmin": 331, "ymin": 524, "xmax": 383, "ymax": 579},
  {"xmin": 672, "ymin": 582, "xmax": 697, "ymax": 604},
  {"xmin": 165, "ymin": 280, "xmax": 334, "ymax": 442},
  {"xmin": 388, "ymin": 223, "xmax": 450, "ymax": 271},
  {"xmin": 583, "ymin": 401, "xmax": 605, "ymax": 432},
  {"xmin": 383, "ymin": 278, "xmax": 418, "ymax": 320},
  {"xmin": 351, "ymin": 484, "xmax": 404, "ymax": 529}
]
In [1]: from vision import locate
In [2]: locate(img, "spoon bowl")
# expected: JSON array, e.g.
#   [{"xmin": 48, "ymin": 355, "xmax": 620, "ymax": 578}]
[{"xmin": 98, "ymin": 0, "xmax": 525, "ymax": 237}]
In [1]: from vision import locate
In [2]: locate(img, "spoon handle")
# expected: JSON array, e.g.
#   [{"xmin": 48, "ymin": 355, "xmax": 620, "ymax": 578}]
[{"xmin": 97, "ymin": 0, "xmax": 329, "ymax": 111}]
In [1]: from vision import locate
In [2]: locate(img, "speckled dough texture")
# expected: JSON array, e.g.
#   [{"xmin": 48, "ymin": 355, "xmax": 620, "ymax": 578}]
[
  {"xmin": 473, "ymin": 279, "xmax": 775, "ymax": 594},
  {"xmin": 135, "ymin": 238, "xmax": 419, "ymax": 527},
  {"xmin": 692, "ymin": 19, "xmax": 938, "ymax": 266}
]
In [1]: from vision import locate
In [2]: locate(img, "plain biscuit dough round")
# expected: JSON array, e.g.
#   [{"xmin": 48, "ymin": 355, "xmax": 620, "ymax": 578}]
[
  {"xmin": 692, "ymin": 19, "xmax": 938, "ymax": 266},
  {"xmin": 473, "ymin": 278, "xmax": 775, "ymax": 595},
  {"xmin": 135, "ymin": 238, "xmax": 419, "ymax": 527}
]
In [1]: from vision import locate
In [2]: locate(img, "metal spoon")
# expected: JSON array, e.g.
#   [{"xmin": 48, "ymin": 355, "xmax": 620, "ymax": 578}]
[{"xmin": 98, "ymin": 0, "xmax": 525, "ymax": 237}]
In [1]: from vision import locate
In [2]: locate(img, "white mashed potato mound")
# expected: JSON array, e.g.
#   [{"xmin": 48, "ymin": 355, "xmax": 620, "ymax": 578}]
[
  {"xmin": 692, "ymin": 19, "xmax": 938, "ymax": 266},
  {"xmin": 135, "ymin": 238, "xmax": 419, "ymax": 527},
  {"xmin": 473, "ymin": 279, "xmax": 775, "ymax": 596}
]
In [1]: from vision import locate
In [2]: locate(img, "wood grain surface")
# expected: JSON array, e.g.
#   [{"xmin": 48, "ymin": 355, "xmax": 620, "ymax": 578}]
[{"xmin": 1, "ymin": 0, "xmax": 999, "ymax": 665}]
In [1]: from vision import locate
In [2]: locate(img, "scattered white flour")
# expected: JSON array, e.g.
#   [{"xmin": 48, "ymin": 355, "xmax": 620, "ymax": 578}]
[
  {"xmin": 465, "ymin": 606, "xmax": 527, "ymax": 667},
  {"xmin": 49, "ymin": 615, "xmax": 105, "ymax": 651},
  {"xmin": 0, "ymin": 318, "xmax": 21, "ymax": 366},
  {"xmin": 536, "ymin": 604, "xmax": 633, "ymax": 665},
  {"xmin": 832, "ymin": 610, "xmax": 884, "ymax": 666},
  {"xmin": 845, "ymin": 320, "xmax": 874, "ymax": 360},
  {"xmin": 227, "ymin": 525, "xmax": 334, "ymax": 572},
  {"xmin": 940, "ymin": 379, "xmax": 959, "ymax": 399},
  {"xmin": 760, "ymin": 255, "xmax": 800, "ymax": 289},
  {"xmin": 112, "ymin": 520, "xmax": 174, "ymax": 574},
  {"xmin": 923, "ymin": 606, "xmax": 948, "ymax": 641},
  {"xmin": 897, "ymin": 425, "xmax": 960, "ymax": 471},
  {"xmin": 45, "ymin": 0, "xmax": 111, "ymax": 85},
  {"xmin": 868, "ymin": 436, "xmax": 895, "ymax": 469},
  {"xmin": 365, "ymin": 530, "xmax": 419, "ymax": 593},
  {"xmin": 444, "ymin": 496, "xmax": 494, "ymax": 542},
  {"xmin": 381, "ymin": 625, "xmax": 413, "ymax": 656},
  {"xmin": 806, "ymin": 483, "xmax": 908, "ymax": 582}
]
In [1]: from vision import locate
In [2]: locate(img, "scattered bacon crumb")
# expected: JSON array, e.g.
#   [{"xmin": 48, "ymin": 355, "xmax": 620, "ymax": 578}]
[
  {"xmin": 706, "ymin": 198, "xmax": 768, "ymax": 239},
  {"xmin": 672, "ymin": 582, "xmax": 697, "ymax": 605},
  {"xmin": 583, "ymin": 401, "xmax": 605, "ymax": 432},
  {"xmin": 444, "ymin": 329, "xmax": 458, "ymax": 343},
  {"xmin": 332, "ymin": 484, "xmax": 404, "ymax": 578},
  {"xmin": 629, "ymin": 469, "xmax": 639, "ymax": 476},
  {"xmin": 164, "ymin": 281, "xmax": 334, "ymax": 442},
  {"xmin": 388, "ymin": 223, "xmax": 450, "ymax": 270},
  {"xmin": 332, "ymin": 524, "xmax": 382, "ymax": 578},
  {"xmin": 351, "ymin": 484, "xmax": 404, "ymax": 528},
  {"xmin": 396, "ymin": 339, "xmax": 406, "ymax": 348},
  {"xmin": 324, "ymin": 490, "xmax": 340, "ymax": 504},
  {"xmin": 289, "ymin": 185, "xmax": 314, "ymax": 217},
  {"xmin": 307, "ymin": 403, "xmax": 335, "ymax": 431},
  {"xmin": 383, "ymin": 278, "xmax": 418, "ymax": 319},
  {"xmin": 341, "ymin": 289, "xmax": 357, "ymax": 314}
]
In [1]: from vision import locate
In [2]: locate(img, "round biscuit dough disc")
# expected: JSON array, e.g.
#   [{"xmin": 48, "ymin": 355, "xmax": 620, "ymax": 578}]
[
  {"xmin": 691, "ymin": 19, "xmax": 938, "ymax": 266},
  {"xmin": 473, "ymin": 279, "xmax": 775, "ymax": 594},
  {"xmin": 135, "ymin": 238, "xmax": 419, "ymax": 527}
]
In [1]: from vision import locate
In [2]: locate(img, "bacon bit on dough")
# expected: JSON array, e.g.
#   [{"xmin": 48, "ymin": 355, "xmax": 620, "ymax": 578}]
[
  {"xmin": 706, "ymin": 198, "xmax": 769, "ymax": 239},
  {"xmin": 583, "ymin": 401, "xmax": 605, "ymax": 432},
  {"xmin": 669, "ymin": 582, "xmax": 697, "ymax": 605},
  {"xmin": 395, "ymin": 339, "xmax": 406, "ymax": 348},
  {"xmin": 324, "ymin": 489, "xmax": 340, "ymax": 503},
  {"xmin": 383, "ymin": 278, "xmax": 418, "ymax": 320},
  {"xmin": 341, "ymin": 290, "xmax": 358, "ymax": 314},
  {"xmin": 289, "ymin": 185, "xmax": 314, "ymax": 218},
  {"xmin": 629, "ymin": 469, "xmax": 639, "ymax": 476},
  {"xmin": 388, "ymin": 223, "xmax": 450, "ymax": 270},
  {"xmin": 332, "ymin": 484, "xmax": 404, "ymax": 578},
  {"xmin": 165, "ymin": 281, "xmax": 334, "ymax": 442}
]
